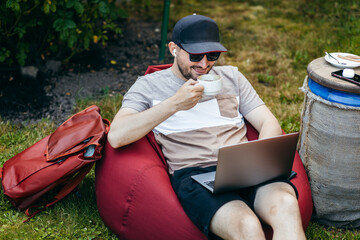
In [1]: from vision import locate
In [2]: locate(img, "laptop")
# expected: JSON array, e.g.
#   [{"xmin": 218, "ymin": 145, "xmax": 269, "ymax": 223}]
[{"xmin": 191, "ymin": 132, "xmax": 299, "ymax": 194}]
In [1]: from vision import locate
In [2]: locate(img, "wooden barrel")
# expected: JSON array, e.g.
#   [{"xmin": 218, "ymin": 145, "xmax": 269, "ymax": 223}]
[{"xmin": 299, "ymin": 57, "xmax": 360, "ymax": 228}]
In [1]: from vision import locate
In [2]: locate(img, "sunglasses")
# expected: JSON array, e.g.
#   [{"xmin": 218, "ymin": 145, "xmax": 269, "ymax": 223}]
[
  {"xmin": 188, "ymin": 52, "xmax": 221, "ymax": 62},
  {"xmin": 178, "ymin": 46, "xmax": 221, "ymax": 62}
]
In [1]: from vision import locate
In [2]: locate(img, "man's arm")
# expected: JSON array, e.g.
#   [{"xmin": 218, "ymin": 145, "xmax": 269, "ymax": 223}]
[
  {"xmin": 107, "ymin": 79, "xmax": 204, "ymax": 148},
  {"xmin": 244, "ymin": 105, "xmax": 282, "ymax": 139}
]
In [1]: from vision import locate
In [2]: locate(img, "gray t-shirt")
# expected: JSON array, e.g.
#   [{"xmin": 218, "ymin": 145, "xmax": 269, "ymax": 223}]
[{"xmin": 122, "ymin": 65, "xmax": 264, "ymax": 174}]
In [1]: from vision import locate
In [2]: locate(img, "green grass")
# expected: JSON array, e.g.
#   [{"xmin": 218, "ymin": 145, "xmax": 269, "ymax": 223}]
[{"xmin": 1, "ymin": 0, "xmax": 360, "ymax": 239}]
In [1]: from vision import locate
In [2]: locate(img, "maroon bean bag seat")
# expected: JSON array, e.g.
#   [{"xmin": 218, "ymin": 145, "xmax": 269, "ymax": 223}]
[{"xmin": 95, "ymin": 65, "xmax": 313, "ymax": 239}]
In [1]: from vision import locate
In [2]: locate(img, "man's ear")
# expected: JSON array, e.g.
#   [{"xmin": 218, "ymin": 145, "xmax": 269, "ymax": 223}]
[{"xmin": 168, "ymin": 41, "xmax": 177, "ymax": 57}]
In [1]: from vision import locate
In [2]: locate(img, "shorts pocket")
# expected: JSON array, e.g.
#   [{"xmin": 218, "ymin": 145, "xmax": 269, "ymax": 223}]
[{"xmin": 216, "ymin": 94, "xmax": 239, "ymax": 118}]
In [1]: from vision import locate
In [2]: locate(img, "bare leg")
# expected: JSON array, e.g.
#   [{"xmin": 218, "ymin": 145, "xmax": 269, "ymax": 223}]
[
  {"xmin": 254, "ymin": 182, "xmax": 306, "ymax": 240},
  {"xmin": 210, "ymin": 200, "xmax": 266, "ymax": 240}
]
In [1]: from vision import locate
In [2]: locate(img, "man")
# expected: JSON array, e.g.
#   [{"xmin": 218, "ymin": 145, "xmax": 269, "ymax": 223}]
[{"xmin": 108, "ymin": 14, "xmax": 306, "ymax": 240}]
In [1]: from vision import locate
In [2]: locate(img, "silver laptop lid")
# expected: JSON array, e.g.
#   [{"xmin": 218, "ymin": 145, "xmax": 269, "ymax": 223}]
[{"xmin": 213, "ymin": 133, "xmax": 299, "ymax": 193}]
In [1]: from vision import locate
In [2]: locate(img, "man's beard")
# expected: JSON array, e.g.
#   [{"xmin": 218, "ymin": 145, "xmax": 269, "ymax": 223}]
[{"xmin": 177, "ymin": 61, "xmax": 213, "ymax": 80}]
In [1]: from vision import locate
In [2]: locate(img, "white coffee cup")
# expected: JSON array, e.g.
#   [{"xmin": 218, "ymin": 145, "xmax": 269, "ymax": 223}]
[{"xmin": 197, "ymin": 74, "xmax": 222, "ymax": 96}]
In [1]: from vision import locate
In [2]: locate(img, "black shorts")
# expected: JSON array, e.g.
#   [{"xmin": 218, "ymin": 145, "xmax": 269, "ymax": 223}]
[{"xmin": 170, "ymin": 166, "xmax": 298, "ymax": 237}]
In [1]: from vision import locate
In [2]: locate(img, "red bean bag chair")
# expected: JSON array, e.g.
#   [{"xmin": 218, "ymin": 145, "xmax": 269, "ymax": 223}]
[{"xmin": 95, "ymin": 65, "xmax": 313, "ymax": 240}]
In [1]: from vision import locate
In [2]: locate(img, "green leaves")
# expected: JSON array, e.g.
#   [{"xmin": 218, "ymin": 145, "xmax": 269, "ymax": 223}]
[
  {"xmin": 98, "ymin": 1, "xmax": 109, "ymax": 16},
  {"xmin": 6, "ymin": 0, "xmax": 21, "ymax": 12},
  {"xmin": 1, "ymin": 0, "xmax": 125, "ymax": 66},
  {"xmin": 53, "ymin": 18, "xmax": 77, "ymax": 31},
  {"xmin": 73, "ymin": 2, "xmax": 84, "ymax": 14},
  {"xmin": 0, "ymin": 48, "xmax": 11, "ymax": 63},
  {"xmin": 66, "ymin": 0, "xmax": 84, "ymax": 14}
]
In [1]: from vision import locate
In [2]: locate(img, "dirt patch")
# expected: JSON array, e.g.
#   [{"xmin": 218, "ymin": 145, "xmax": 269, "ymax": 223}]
[{"xmin": 0, "ymin": 19, "xmax": 173, "ymax": 125}]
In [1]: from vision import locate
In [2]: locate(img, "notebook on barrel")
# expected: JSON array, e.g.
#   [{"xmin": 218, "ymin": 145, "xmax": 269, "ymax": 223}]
[{"xmin": 191, "ymin": 132, "xmax": 299, "ymax": 194}]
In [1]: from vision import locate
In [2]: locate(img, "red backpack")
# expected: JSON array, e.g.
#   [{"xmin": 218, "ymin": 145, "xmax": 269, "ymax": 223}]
[{"xmin": 0, "ymin": 105, "xmax": 110, "ymax": 221}]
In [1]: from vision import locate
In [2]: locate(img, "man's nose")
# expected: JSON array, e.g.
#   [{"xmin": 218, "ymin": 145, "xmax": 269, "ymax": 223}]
[{"xmin": 197, "ymin": 55, "xmax": 210, "ymax": 68}]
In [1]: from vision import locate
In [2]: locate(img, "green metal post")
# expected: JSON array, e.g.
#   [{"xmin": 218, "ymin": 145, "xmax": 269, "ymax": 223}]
[{"xmin": 159, "ymin": 0, "xmax": 170, "ymax": 62}]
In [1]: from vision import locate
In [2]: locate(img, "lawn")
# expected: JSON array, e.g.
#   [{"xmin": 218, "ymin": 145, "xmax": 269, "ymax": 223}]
[{"xmin": 1, "ymin": 0, "xmax": 360, "ymax": 239}]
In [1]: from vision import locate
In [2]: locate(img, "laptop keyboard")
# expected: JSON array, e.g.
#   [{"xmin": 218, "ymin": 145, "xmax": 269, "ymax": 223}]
[{"xmin": 204, "ymin": 180, "xmax": 215, "ymax": 189}]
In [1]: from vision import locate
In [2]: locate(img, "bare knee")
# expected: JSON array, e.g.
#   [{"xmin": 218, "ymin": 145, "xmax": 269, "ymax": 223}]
[
  {"xmin": 255, "ymin": 183, "xmax": 305, "ymax": 239},
  {"xmin": 210, "ymin": 201, "xmax": 265, "ymax": 240},
  {"xmin": 233, "ymin": 214, "xmax": 264, "ymax": 240},
  {"xmin": 269, "ymin": 192, "xmax": 299, "ymax": 216},
  {"xmin": 219, "ymin": 213, "xmax": 265, "ymax": 240},
  {"xmin": 255, "ymin": 183, "xmax": 299, "ymax": 217}
]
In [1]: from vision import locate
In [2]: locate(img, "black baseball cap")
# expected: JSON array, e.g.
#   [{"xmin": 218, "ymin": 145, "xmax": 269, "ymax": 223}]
[{"xmin": 172, "ymin": 14, "xmax": 227, "ymax": 54}]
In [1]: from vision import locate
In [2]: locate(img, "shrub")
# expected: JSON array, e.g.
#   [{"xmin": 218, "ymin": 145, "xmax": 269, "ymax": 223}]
[{"xmin": 0, "ymin": 0, "xmax": 127, "ymax": 66}]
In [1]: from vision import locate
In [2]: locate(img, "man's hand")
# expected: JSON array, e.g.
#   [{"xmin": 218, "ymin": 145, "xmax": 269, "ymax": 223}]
[{"xmin": 171, "ymin": 79, "xmax": 204, "ymax": 111}]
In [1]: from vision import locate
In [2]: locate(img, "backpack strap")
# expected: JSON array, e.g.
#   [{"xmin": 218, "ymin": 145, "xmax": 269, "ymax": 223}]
[
  {"xmin": 23, "ymin": 163, "xmax": 94, "ymax": 222},
  {"xmin": 103, "ymin": 118, "xmax": 111, "ymax": 134}
]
